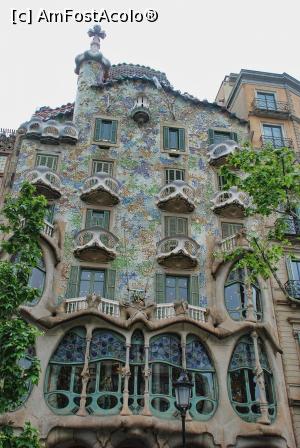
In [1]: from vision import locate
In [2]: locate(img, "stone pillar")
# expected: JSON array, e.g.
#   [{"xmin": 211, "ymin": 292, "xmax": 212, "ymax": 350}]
[
  {"xmin": 142, "ymin": 344, "xmax": 152, "ymax": 416},
  {"xmin": 120, "ymin": 343, "xmax": 132, "ymax": 415},
  {"xmin": 77, "ymin": 327, "xmax": 92, "ymax": 416},
  {"xmin": 251, "ymin": 331, "xmax": 270, "ymax": 424}
]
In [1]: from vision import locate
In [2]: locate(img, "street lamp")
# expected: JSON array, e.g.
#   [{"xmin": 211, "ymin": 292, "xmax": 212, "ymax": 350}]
[{"xmin": 173, "ymin": 370, "xmax": 193, "ymax": 448}]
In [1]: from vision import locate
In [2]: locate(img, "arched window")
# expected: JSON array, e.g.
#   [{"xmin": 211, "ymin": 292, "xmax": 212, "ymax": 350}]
[
  {"xmin": 10, "ymin": 346, "xmax": 36, "ymax": 411},
  {"xmin": 129, "ymin": 330, "xmax": 145, "ymax": 414},
  {"xmin": 224, "ymin": 266, "xmax": 262, "ymax": 321},
  {"xmin": 149, "ymin": 333, "xmax": 182, "ymax": 417},
  {"xmin": 186, "ymin": 335, "xmax": 217, "ymax": 419},
  {"xmin": 228, "ymin": 335, "xmax": 276, "ymax": 422},
  {"xmin": 45, "ymin": 327, "xmax": 86, "ymax": 414},
  {"xmin": 86, "ymin": 330, "xmax": 126, "ymax": 415}
]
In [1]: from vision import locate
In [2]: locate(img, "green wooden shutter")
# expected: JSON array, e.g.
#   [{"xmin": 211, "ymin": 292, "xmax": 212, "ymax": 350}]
[
  {"xmin": 94, "ymin": 119, "xmax": 102, "ymax": 141},
  {"xmin": 286, "ymin": 256, "xmax": 294, "ymax": 280},
  {"xmin": 208, "ymin": 129, "xmax": 214, "ymax": 144},
  {"xmin": 163, "ymin": 127, "xmax": 170, "ymax": 149},
  {"xmin": 66, "ymin": 266, "xmax": 80, "ymax": 298},
  {"xmin": 230, "ymin": 132, "xmax": 238, "ymax": 142},
  {"xmin": 189, "ymin": 275, "xmax": 199, "ymax": 306},
  {"xmin": 155, "ymin": 273, "xmax": 165, "ymax": 303},
  {"xmin": 106, "ymin": 269, "xmax": 116, "ymax": 300},
  {"xmin": 178, "ymin": 128, "xmax": 185, "ymax": 151},
  {"xmin": 85, "ymin": 209, "xmax": 93, "ymax": 228},
  {"xmin": 110, "ymin": 120, "xmax": 118, "ymax": 144}
]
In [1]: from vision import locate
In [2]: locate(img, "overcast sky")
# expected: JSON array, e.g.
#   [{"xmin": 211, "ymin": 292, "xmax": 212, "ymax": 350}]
[{"xmin": 1, "ymin": 0, "xmax": 300, "ymax": 129}]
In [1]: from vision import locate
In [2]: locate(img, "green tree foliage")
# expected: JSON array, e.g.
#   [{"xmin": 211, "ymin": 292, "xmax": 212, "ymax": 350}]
[
  {"xmin": 219, "ymin": 145, "xmax": 300, "ymax": 289},
  {"xmin": 0, "ymin": 422, "xmax": 41, "ymax": 448},
  {"xmin": 0, "ymin": 182, "xmax": 46, "ymax": 420}
]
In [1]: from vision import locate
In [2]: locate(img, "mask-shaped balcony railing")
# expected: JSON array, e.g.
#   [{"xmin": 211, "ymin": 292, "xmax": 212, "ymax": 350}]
[
  {"xmin": 279, "ymin": 216, "xmax": 300, "ymax": 237},
  {"xmin": 211, "ymin": 186, "xmax": 250, "ymax": 218},
  {"xmin": 26, "ymin": 166, "xmax": 61, "ymax": 200},
  {"xmin": 74, "ymin": 227, "xmax": 119, "ymax": 263},
  {"xmin": 285, "ymin": 280, "xmax": 300, "ymax": 300},
  {"xmin": 65, "ymin": 296, "xmax": 120, "ymax": 317},
  {"xmin": 80, "ymin": 173, "xmax": 120, "ymax": 206},
  {"xmin": 208, "ymin": 140, "xmax": 240, "ymax": 166},
  {"xmin": 156, "ymin": 180, "xmax": 195, "ymax": 213},
  {"xmin": 156, "ymin": 235, "xmax": 200, "ymax": 269},
  {"xmin": 260, "ymin": 135, "xmax": 293, "ymax": 149},
  {"xmin": 155, "ymin": 303, "xmax": 206, "ymax": 322}
]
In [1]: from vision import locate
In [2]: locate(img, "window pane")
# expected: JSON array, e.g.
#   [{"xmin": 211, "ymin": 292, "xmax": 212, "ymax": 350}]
[
  {"xmin": 151, "ymin": 363, "xmax": 170, "ymax": 395},
  {"xmin": 48, "ymin": 365, "xmax": 72, "ymax": 391},
  {"xmin": 291, "ymin": 260, "xmax": 300, "ymax": 280},
  {"xmin": 92, "ymin": 160, "xmax": 113, "ymax": 175},
  {"xmin": 0, "ymin": 156, "xmax": 7, "ymax": 173},
  {"xmin": 169, "ymin": 129, "xmax": 179, "ymax": 149},
  {"xmin": 79, "ymin": 280, "xmax": 90, "ymax": 296},
  {"xmin": 195, "ymin": 372, "xmax": 214, "ymax": 398},
  {"xmin": 214, "ymin": 131, "xmax": 230, "ymax": 144},
  {"xmin": 222, "ymin": 222, "xmax": 243, "ymax": 238},
  {"xmin": 100, "ymin": 120, "xmax": 112, "ymax": 141},
  {"xmin": 28, "ymin": 266, "xmax": 45, "ymax": 294},
  {"xmin": 230, "ymin": 370, "xmax": 247, "ymax": 403},
  {"xmin": 87, "ymin": 364, "xmax": 97, "ymax": 393},
  {"xmin": 99, "ymin": 361, "xmax": 121, "ymax": 392}
]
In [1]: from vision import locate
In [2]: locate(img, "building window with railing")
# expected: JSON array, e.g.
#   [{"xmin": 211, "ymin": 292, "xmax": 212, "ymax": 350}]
[
  {"xmin": 92, "ymin": 160, "xmax": 114, "ymax": 176},
  {"xmin": 224, "ymin": 265, "xmax": 262, "ymax": 321},
  {"xmin": 162, "ymin": 126, "xmax": 186, "ymax": 153},
  {"xmin": 261, "ymin": 124, "xmax": 289, "ymax": 148},
  {"xmin": 65, "ymin": 267, "xmax": 116, "ymax": 300},
  {"xmin": 35, "ymin": 153, "xmax": 58, "ymax": 171},
  {"xmin": 286, "ymin": 257, "xmax": 300, "ymax": 300},
  {"xmin": 155, "ymin": 273, "xmax": 200, "ymax": 305},
  {"xmin": 94, "ymin": 118, "xmax": 118, "ymax": 145},
  {"xmin": 165, "ymin": 168, "xmax": 185, "ymax": 184},
  {"xmin": 256, "ymin": 92, "xmax": 276, "ymax": 110}
]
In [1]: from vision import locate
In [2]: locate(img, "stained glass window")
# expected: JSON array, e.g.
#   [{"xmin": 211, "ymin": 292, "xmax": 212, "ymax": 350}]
[
  {"xmin": 89, "ymin": 330, "xmax": 126, "ymax": 362},
  {"xmin": 149, "ymin": 334, "xmax": 181, "ymax": 366},
  {"xmin": 228, "ymin": 335, "xmax": 276, "ymax": 422},
  {"xmin": 224, "ymin": 266, "xmax": 262, "ymax": 321}
]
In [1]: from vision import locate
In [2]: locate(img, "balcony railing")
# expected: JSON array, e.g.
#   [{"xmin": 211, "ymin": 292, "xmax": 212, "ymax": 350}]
[
  {"xmin": 43, "ymin": 220, "xmax": 54, "ymax": 237},
  {"xmin": 155, "ymin": 303, "xmax": 206, "ymax": 322},
  {"xmin": 285, "ymin": 280, "xmax": 300, "ymax": 300},
  {"xmin": 26, "ymin": 166, "xmax": 61, "ymax": 199},
  {"xmin": 260, "ymin": 135, "xmax": 294, "ymax": 149},
  {"xmin": 211, "ymin": 186, "xmax": 250, "ymax": 218},
  {"xmin": 74, "ymin": 226, "xmax": 118, "ymax": 262},
  {"xmin": 156, "ymin": 180, "xmax": 195, "ymax": 213},
  {"xmin": 252, "ymin": 98, "xmax": 290, "ymax": 115},
  {"xmin": 208, "ymin": 140, "xmax": 240, "ymax": 166},
  {"xmin": 80, "ymin": 173, "xmax": 120, "ymax": 206},
  {"xmin": 156, "ymin": 235, "xmax": 200, "ymax": 269},
  {"xmin": 65, "ymin": 296, "xmax": 120, "ymax": 317}
]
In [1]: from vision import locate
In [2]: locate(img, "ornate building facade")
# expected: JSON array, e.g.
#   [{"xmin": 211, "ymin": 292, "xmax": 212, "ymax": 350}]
[{"xmin": 2, "ymin": 27, "xmax": 299, "ymax": 447}]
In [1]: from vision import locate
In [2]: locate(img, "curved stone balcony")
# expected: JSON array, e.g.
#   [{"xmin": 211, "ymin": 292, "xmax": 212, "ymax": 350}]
[
  {"xmin": 80, "ymin": 173, "xmax": 120, "ymax": 206},
  {"xmin": 26, "ymin": 166, "xmax": 62, "ymax": 200},
  {"xmin": 156, "ymin": 180, "xmax": 195, "ymax": 213},
  {"xmin": 208, "ymin": 139, "xmax": 239, "ymax": 166},
  {"xmin": 74, "ymin": 226, "xmax": 118, "ymax": 263},
  {"xmin": 211, "ymin": 186, "xmax": 249, "ymax": 218},
  {"xmin": 156, "ymin": 235, "xmax": 199, "ymax": 269}
]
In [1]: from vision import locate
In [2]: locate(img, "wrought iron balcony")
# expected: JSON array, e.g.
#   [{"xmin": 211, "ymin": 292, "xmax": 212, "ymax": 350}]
[
  {"xmin": 156, "ymin": 235, "xmax": 200, "ymax": 269},
  {"xmin": 260, "ymin": 135, "xmax": 293, "ymax": 149},
  {"xmin": 156, "ymin": 180, "xmax": 195, "ymax": 213},
  {"xmin": 208, "ymin": 140, "xmax": 240, "ymax": 166},
  {"xmin": 252, "ymin": 98, "xmax": 290, "ymax": 118},
  {"xmin": 65, "ymin": 296, "xmax": 120, "ymax": 317},
  {"xmin": 74, "ymin": 226, "xmax": 118, "ymax": 263},
  {"xmin": 26, "ymin": 166, "xmax": 61, "ymax": 199},
  {"xmin": 285, "ymin": 280, "xmax": 300, "ymax": 300},
  {"xmin": 211, "ymin": 186, "xmax": 250, "ymax": 218},
  {"xmin": 80, "ymin": 173, "xmax": 120, "ymax": 206},
  {"xmin": 155, "ymin": 302, "xmax": 207, "ymax": 322}
]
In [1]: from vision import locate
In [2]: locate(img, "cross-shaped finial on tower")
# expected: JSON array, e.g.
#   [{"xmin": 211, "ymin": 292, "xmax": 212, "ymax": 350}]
[{"xmin": 88, "ymin": 25, "xmax": 106, "ymax": 52}]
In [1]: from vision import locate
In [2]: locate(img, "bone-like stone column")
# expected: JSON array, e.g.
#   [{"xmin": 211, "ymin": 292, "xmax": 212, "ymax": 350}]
[
  {"xmin": 77, "ymin": 326, "xmax": 92, "ymax": 416},
  {"xmin": 142, "ymin": 344, "xmax": 152, "ymax": 416},
  {"xmin": 120, "ymin": 343, "xmax": 132, "ymax": 415},
  {"xmin": 245, "ymin": 267, "xmax": 256, "ymax": 322},
  {"xmin": 251, "ymin": 331, "xmax": 270, "ymax": 424}
]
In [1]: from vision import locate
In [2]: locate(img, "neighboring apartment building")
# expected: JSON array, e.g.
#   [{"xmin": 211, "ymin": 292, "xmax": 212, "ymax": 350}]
[
  {"xmin": 1, "ymin": 30, "xmax": 299, "ymax": 447},
  {"xmin": 216, "ymin": 70, "xmax": 300, "ymax": 445}
]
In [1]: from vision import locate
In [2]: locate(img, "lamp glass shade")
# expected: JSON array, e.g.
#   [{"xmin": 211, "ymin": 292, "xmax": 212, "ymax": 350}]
[{"xmin": 173, "ymin": 370, "xmax": 193, "ymax": 410}]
